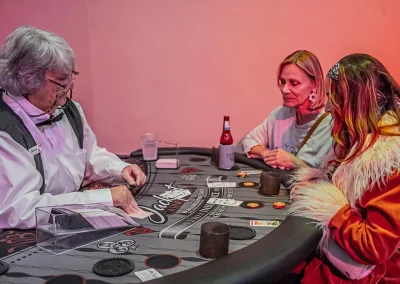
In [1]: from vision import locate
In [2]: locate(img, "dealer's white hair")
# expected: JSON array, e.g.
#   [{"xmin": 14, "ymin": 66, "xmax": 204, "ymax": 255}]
[{"xmin": 0, "ymin": 26, "xmax": 75, "ymax": 95}]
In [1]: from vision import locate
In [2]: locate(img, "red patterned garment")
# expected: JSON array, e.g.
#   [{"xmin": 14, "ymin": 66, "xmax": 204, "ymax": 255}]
[{"xmin": 289, "ymin": 113, "xmax": 400, "ymax": 283}]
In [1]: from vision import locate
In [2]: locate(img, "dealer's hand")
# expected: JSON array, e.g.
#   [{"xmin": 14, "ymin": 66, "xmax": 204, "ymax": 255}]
[
  {"xmin": 121, "ymin": 164, "xmax": 147, "ymax": 186},
  {"xmin": 110, "ymin": 185, "xmax": 140, "ymax": 214}
]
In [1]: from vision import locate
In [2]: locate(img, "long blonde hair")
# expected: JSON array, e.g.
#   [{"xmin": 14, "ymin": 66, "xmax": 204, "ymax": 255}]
[{"xmin": 328, "ymin": 53, "xmax": 400, "ymax": 164}]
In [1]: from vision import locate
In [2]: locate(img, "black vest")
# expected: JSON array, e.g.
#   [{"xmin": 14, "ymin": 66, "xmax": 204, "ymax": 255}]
[{"xmin": 0, "ymin": 89, "xmax": 84, "ymax": 194}]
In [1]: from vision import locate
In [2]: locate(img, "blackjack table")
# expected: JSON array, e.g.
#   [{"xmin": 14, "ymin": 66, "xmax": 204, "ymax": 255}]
[{"xmin": 0, "ymin": 147, "xmax": 321, "ymax": 284}]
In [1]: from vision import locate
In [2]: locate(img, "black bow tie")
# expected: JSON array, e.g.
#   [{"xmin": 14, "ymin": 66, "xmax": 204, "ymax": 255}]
[{"xmin": 35, "ymin": 112, "xmax": 64, "ymax": 127}]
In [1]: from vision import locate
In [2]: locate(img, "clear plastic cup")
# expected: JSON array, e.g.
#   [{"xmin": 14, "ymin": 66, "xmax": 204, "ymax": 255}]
[{"xmin": 141, "ymin": 133, "xmax": 158, "ymax": 161}]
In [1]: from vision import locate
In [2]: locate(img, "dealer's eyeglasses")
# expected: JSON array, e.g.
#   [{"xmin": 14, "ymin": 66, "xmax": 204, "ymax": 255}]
[{"xmin": 46, "ymin": 71, "xmax": 79, "ymax": 94}]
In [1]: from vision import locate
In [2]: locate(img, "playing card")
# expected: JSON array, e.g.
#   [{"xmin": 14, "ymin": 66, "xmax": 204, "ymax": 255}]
[
  {"xmin": 135, "ymin": 268, "xmax": 163, "ymax": 281},
  {"xmin": 160, "ymin": 189, "xmax": 191, "ymax": 200},
  {"xmin": 128, "ymin": 209, "xmax": 154, "ymax": 219},
  {"xmin": 207, "ymin": 182, "xmax": 236, "ymax": 188},
  {"xmin": 242, "ymin": 170, "xmax": 262, "ymax": 175},
  {"xmin": 71, "ymin": 208, "xmax": 115, "ymax": 217},
  {"xmin": 155, "ymin": 158, "xmax": 179, "ymax": 169},
  {"xmin": 67, "ymin": 208, "xmax": 131, "ymax": 229},
  {"xmin": 207, "ymin": 198, "xmax": 243, "ymax": 207},
  {"xmin": 249, "ymin": 220, "xmax": 281, "ymax": 227},
  {"xmin": 107, "ymin": 207, "xmax": 140, "ymax": 225}
]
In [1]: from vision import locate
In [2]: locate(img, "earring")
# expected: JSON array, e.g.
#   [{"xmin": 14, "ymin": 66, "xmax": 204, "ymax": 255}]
[{"xmin": 309, "ymin": 89, "xmax": 317, "ymax": 103}]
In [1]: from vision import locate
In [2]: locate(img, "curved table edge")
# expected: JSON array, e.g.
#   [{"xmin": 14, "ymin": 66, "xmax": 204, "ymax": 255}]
[{"xmin": 130, "ymin": 147, "xmax": 322, "ymax": 283}]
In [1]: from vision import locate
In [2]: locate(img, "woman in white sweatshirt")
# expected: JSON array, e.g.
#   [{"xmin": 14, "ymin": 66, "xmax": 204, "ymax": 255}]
[{"xmin": 241, "ymin": 50, "xmax": 332, "ymax": 170}]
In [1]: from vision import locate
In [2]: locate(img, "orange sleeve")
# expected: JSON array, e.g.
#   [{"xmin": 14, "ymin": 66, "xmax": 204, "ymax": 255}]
[{"xmin": 328, "ymin": 172, "xmax": 400, "ymax": 265}]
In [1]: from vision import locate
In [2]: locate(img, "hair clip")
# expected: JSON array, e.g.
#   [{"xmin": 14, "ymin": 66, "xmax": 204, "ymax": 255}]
[{"xmin": 328, "ymin": 62, "xmax": 340, "ymax": 81}]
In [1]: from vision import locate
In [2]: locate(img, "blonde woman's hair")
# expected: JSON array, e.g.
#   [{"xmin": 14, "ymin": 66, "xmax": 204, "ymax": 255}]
[{"xmin": 277, "ymin": 50, "xmax": 326, "ymax": 109}]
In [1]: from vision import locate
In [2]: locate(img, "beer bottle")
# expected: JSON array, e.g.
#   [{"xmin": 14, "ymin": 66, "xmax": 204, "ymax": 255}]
[{"xmin": 219, "ymin": 116, "xmax": 235, "ymax": 169}]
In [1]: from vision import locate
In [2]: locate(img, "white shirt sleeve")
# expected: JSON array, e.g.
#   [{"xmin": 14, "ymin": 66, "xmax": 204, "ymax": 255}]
[
  {"xmin": 0, "ymin": 132, "xmax": 113, "ymax": 229},
  {"xmin": 74, "ymin": 103, "xmax": 130, "ymax": 186},
  {"xmin": 241, "ymin": 117, "xmax": 271, "ymax": 155}
]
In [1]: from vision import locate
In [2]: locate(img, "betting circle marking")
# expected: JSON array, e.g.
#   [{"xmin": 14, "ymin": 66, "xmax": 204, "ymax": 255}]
[
  {"xmin": 144, "ymin": 254, "xmax": 182, "ymax": 270},
  {"xmin": 92, "ymin": 257, "xmax": 135, "ymax": 277},
  {"xmin": 229, "ymin": 226, "xmax": 257, "ymax": 240}
]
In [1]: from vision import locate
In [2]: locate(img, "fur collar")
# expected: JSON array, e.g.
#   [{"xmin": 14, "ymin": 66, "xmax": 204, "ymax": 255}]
[
  {"xmin": 333, "ymin": 112, "xmax": 400, "ymax": 206},
  {"xmin": 293, "ymin": 111, "xmax": 400, "ymax": 206},
  {"xmin": 333, "ymin": 134, "xmax": 400, "ymax": 206}
]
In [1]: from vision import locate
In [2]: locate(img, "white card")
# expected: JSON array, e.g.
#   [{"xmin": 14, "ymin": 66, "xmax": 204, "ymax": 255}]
[
  {"xmin": 107, "ymin": 207, "xmax": 139, "ymax": 225},
  {"xmin": 160, "ymin": 189, "xmax": 191, "ymax": 200},
  {"xmin": 207, "ymin": 182, "xmax": 236, "ymax": 188},
  {"xmin": 135, "ymin": 268, "xmax": 163, "ymax": 281},
  {"xmin": 71, "ymin": 208, "xmax": 115, "ymax": 217},
  {"xmin": 128, "ymin": 209, "xmax": 154, "ymax": 219},
  {"xmin": 207, "ymin": 198, "xmax": 242, "ymax": 207},
  {"xmin": 70, "ymin": 208, "xmax": 104, "ymax": 213},
  {"xmin": 156, "ymin": 158, "xmax": 180, "ymax": 169},
  {"xmin": 81, "ymin": 211, "xmax": 116, "ymax": 217},
  {"xmin": 242, "ymin": 170, "xmax": 262, "ymax": 175},
  {"xmin": 250, "ymin": 220, "xmax": 281, "ymax": 227}
]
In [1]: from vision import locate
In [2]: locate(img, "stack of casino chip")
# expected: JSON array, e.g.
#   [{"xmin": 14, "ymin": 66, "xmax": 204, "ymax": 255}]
[{"xmin": 273, "ymin": 202, "xmax": 286, "ymax": 209}]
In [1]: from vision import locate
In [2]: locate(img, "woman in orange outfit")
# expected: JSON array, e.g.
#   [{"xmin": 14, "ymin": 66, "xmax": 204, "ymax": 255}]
[{"xmin": 289, "ymin": 53, "xmax": 400, "ymax": 283}]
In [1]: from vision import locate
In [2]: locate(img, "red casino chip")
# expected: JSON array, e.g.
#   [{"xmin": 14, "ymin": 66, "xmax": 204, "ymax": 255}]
[
  {"xmin": 236, "ymin": 171, "xmax": 247, "ymax": 178},
  {"xmin": 273, "ymin": 202, "xmax": 286, "ymax": 209}
]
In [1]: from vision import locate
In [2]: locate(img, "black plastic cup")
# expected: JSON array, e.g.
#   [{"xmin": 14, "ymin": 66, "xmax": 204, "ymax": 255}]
[
  {"xmin": 199, "ymin": 222, "xmax": 230, "ymax": 258},
  {"xmin": 258, "ymin": 171, "xmax": 282, "ymax": 196}
]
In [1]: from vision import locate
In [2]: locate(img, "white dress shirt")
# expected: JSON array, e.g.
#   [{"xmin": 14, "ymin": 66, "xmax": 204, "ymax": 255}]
[{"xmin": 0, "ymin": 93, "xmax": 130, "ymax": 229}]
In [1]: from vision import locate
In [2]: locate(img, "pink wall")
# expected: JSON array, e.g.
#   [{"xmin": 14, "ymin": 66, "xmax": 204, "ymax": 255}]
[{"xmin": 1, "ymin": 0, "xmax": 400, "ymax": 154}]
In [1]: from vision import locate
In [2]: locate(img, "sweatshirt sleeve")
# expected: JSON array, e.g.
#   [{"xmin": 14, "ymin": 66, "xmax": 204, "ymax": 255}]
[{"xmin": 241, "ymin": 117, "xmax": 271, "ymax": 155}]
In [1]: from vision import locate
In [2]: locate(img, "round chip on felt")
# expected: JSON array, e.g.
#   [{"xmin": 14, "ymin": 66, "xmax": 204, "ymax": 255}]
[
  {"xmin": 229, "ymin": 226, "xmax": 257, "ymax": 240},
  {"xmin": 273, "ymin": 202, "xmax": 286, "ymax": 209},
  {"xmin": 92, "ymin": 257, "xmax": 135, "ymax": 277},
  {"xmin": 238, "ymin": 182, "xmax": 260, "ymax": 188},
  {"xmin": 240, "ymin": 201, "xmax": 264, "ymax": 209},
  {"xmin": 236, "ymin": 171, "xmax": 247, "ymax": 178},
  {"xmin": 247, "ymin": 202, "xmax": 260, "ymax": 208}
]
